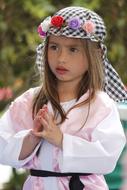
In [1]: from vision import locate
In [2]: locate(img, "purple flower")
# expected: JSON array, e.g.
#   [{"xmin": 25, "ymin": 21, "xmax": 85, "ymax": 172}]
[
  {"xmin": 37, "ymin": 25, "xmax": 46, "ymax": 38},
  {"xmin": 68, "ymin": 17, "xmax": 81, "ymax": 30}
]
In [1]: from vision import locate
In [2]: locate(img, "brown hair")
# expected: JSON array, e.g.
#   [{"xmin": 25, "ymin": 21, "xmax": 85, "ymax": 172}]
[{"xmin": 32, "ymin": 37, "xmax": 104, "ymax": 124}]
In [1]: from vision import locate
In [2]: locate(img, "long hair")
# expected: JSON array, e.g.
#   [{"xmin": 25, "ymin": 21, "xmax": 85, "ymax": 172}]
[{"xmin": 32, "ymin": 37, "xmax": 104, "ymax": 124}]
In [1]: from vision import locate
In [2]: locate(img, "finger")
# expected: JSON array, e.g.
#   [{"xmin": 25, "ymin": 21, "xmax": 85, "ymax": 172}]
[
  {"xmin": 36, "ymin": 109, "xmax": 43, "ymax": 116},
  {"xmin": 36, "ymin": 106, "xmax": 48, "ymax": 117},
  {"xmin": 43, "ymin": 112, "xmax": 50, "ymax": 122},
  {"xmin": 33, "ymin": 116, "xmax": 41, "ymax": 127},
  {"xmin": 40, "ymin": 117, "xmax": 49, "ymax": 130},
  {"xmin": 37, "ymin": 109, "xmax": 46, "ymax": 117},
  {"xmin": 42, "ymin": 112, "xmax": 53, "ymax": 128},
  {"xmin": 33, "ymin": 118, "xmax": 43, "ymax": 132},
  {"xmin": 48, "ymin": 112, "xmax": 56, "ymax": 126},
  {"xmin": 34, "ymin": 115, "xmax": 41, "ymax": 122},
  {"xmin": 42, "ymin": 104, "xmax": 48, "ymax": 112}
]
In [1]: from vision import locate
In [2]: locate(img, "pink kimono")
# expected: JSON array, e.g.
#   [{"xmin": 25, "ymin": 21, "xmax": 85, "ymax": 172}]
[{"xmin": 0, "ymin": 87, "xmax": 126, "ymax": 190}]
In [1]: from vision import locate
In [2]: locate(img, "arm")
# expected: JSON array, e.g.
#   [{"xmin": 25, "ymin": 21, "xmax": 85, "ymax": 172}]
[
  {"xmin": 58, "ymin": 102, "xmax": 126, "ymax": 174},
  {"xmin": 0, "ymin": 110, "xmax": 41, "ymax": 168},
  {"xmin": 0, "ymin": 88, "xmax": 42, "ymax": 168},
  {"xmin": 18, "ymin": 131, "xmax": 41, "ymax": 160}
]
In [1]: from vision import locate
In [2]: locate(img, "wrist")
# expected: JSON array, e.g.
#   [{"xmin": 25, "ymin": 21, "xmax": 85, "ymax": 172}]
[{"xmin": 29, "ymin": 130, "xmax": 41, "ymax": 145}]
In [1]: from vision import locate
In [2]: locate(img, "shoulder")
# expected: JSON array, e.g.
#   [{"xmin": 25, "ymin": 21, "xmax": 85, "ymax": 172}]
[
  {"xmin": 90, "ymin": 90, "xmax": 118, "ymax": 119},
  {"xmin": 10, "ymin": 86, "xmax": 41, "ymax": 110},
  {"xmin": 10, "ymin": 86, "xmax": 40, "ymax": 105},
  {"xmin": 94, "ymin": 90, "xmax": 116, "ymax": 108},
  {"xmin": 13, "ymin": 87, "xmax": 41, "ymax": 102},
  {"xmin": 7, "ymin": 87, "xmax": 41, "ymax": 131},
  {"xmin": 85, "ymin": 91, "xmax": 121, "ymax": 131}
]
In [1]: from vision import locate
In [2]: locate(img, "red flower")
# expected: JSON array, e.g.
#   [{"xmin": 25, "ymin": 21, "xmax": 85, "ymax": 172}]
[{"xmin": 51, "ymin": 16, "xmax": 64, "ymax": 28}]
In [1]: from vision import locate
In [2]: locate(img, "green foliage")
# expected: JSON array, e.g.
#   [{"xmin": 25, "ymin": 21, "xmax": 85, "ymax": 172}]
[
  {"xmin": 3, "ymin": 168, "xmax": 27, "ymax": 190},
  {"xmin": 72, "ymin": 0, "xmax": 102, "ymax": 9}
]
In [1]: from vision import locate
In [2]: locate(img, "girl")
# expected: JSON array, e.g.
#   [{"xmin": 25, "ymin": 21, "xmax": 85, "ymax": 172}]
[{"xmin": 0, "ymin": 6, "xmax": 126, "ymax": 190}]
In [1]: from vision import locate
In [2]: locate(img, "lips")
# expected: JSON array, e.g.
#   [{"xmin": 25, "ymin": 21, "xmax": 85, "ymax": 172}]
[
  {"xmin": 56, "ymin": 66, "xmax": 68, "ymax": 74},
  {"xmin": 56, "ymin": 66, "xmax": 68, "ymax": 71}
]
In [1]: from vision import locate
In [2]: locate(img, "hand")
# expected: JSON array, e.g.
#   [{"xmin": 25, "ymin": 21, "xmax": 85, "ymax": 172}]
[
  {"xmin": 33, "ymin": 105, "xmax": 48, "ymax": 133},
  {"xmin": 32, "ymin": 106, "xmax": 63, "ymax": 149}
]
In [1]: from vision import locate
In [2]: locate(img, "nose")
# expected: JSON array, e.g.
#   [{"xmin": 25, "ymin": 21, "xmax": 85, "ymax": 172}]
[{"xmin": 58, "ymin": 48, "xmax": 67, "ymax": 64}]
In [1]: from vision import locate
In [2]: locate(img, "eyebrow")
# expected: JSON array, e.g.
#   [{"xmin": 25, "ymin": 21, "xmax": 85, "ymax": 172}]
[
  {"xmin": 48, "ymin": 41, "xmax": 57, "ymax": 45},
  {"xmin": 48, "ymin": 41, "xmax": 82, "ymax": 48}
]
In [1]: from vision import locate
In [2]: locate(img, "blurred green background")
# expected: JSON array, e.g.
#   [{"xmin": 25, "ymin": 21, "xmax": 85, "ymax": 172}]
[{"xmin": 0, "ymin": 0, "xmax": 127, "ymax": 189}]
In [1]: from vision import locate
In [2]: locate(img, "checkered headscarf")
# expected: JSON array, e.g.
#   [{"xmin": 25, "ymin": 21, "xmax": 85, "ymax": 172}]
[{"xmin": 36, "ymin": 6, "xmax": 127, "ymax": 102}]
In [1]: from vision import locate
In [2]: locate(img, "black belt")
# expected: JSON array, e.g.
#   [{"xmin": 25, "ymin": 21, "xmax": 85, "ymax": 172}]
[{"xmin": 30, "ymin": 169, "xmax": 92, "ymax": 190}]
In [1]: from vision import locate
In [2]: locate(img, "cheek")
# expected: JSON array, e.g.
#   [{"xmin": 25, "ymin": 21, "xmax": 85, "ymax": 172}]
[
  {"xmin": 79, "ymin": 65, "xmax": 88, "ymax": 75},
  {"xmin": 47, "ymin": 51, "xmax": 52, "ymax": 62},
  {"xmin": 78, "ymin": 57, "xmax": 88, "ymax": 73},
  {"xmin": 48, "ymin": 57, "xmax": 56, "ymax": 73},
  {"xmin": 48, "ymin": 51, "xmax": 57, "ymax": 64},
  {"xmin": 48, "ymin": 53, "xmax": 54, "ymax": 67}
]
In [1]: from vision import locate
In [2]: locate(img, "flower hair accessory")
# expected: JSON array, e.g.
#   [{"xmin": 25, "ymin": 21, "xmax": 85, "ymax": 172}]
[
  {"xmin": 37, "ymin": 16, "xmax": 51, "ymax": 38},
  {"xmin": 51, "ymin": 16, "xmax": 64, "ymax": 28},
  {"xmin": 82, "ymin": 20, "xmax": 95, "ymax": 34},
  {"xmin": 68, "ymin": 17, "xmax": 81, "ymax": 30},
  {"xmin": 37, "ymin": 15, "xmax": 96, "ymax": 39}
]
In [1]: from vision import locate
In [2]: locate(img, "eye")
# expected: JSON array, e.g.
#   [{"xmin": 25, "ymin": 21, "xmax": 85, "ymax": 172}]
[
  {"xmin": 70, "ymin": 47, "xmax": 79, "ymax": 53},
  {"xmin": 49, "ymin": 44, "xmax": 58, "ymax": 51}
]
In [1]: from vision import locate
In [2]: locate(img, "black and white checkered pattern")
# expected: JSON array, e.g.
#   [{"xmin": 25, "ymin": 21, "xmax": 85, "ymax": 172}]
[
  {"xmin": 36, "ymin": 6, "xmax": 127, "ymax": 102},
  {"xmin": 36, "ymin": 43, "xmax": 45, "ymax": 73}
]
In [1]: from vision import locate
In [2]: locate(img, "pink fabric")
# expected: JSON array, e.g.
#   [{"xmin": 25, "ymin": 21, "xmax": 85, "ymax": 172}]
[
  {"xmin": 9, "ymin": 89, "xmax": 34, "ymax": 132},
  {"xmin": 80, "ymin": 175, "xmax": 108, "ymax": 190},
  {"xmin": 9, "ymin": 88, "xmax": 44, "ymax": 190},
  {"xmin": 23, "ymin": 176, "xmax": 44, "ymax": 190},
  {"xmin": 8, "ymin": 88, "xmax": 110, "ymax": 189}
]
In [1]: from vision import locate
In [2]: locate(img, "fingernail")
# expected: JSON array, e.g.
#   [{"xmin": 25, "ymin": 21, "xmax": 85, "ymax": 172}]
[{"xmin": 44, "ymin": 107, "xmax": 48, "ymax": 112}]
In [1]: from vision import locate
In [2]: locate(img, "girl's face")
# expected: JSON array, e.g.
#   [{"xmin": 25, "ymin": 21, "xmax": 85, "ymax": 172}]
[{"xmin": 47, "ymin": 35, "xmax": 88, "ymax": 85}]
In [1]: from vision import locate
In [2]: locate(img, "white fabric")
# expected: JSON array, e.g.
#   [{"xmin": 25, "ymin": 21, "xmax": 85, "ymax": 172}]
[
  {"xmin": 0, "ymin": 88, "xmax": 126, "ymax": 190},
  {"xmin": 0, "ymin": 98, "xmax": 76, "ymax": 189},
  {"xmin": 0, "ymin": 111, "xmax": 40, "ymax": 168},
  {"xmin": 38, "ymin": 99, "xmax": 76, "ymax": 190},
  {"xmin": 59, "ymin": 102, "xmax": 125, "ymax": 174}
]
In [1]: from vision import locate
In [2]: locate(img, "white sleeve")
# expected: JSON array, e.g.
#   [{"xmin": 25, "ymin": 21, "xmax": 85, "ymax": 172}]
[
  {"xmin": 59, "ymin": 103, "xmax": 126, "ymax": 174},
  {"xmin": 0, "ymin": 111, "xmax": 41, "ymax": 168}
]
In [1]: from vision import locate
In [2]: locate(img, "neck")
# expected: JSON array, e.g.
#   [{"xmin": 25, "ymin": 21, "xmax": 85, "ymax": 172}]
[{"xmin": 58, "ymin": 81, "xmax": 79, "ymax": 102}]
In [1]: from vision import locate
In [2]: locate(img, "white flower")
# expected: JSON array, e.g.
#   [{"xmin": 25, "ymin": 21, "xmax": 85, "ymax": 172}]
[{"xmin": 40, "ymin": 16, "xmax": 51, "ymax": 32}]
